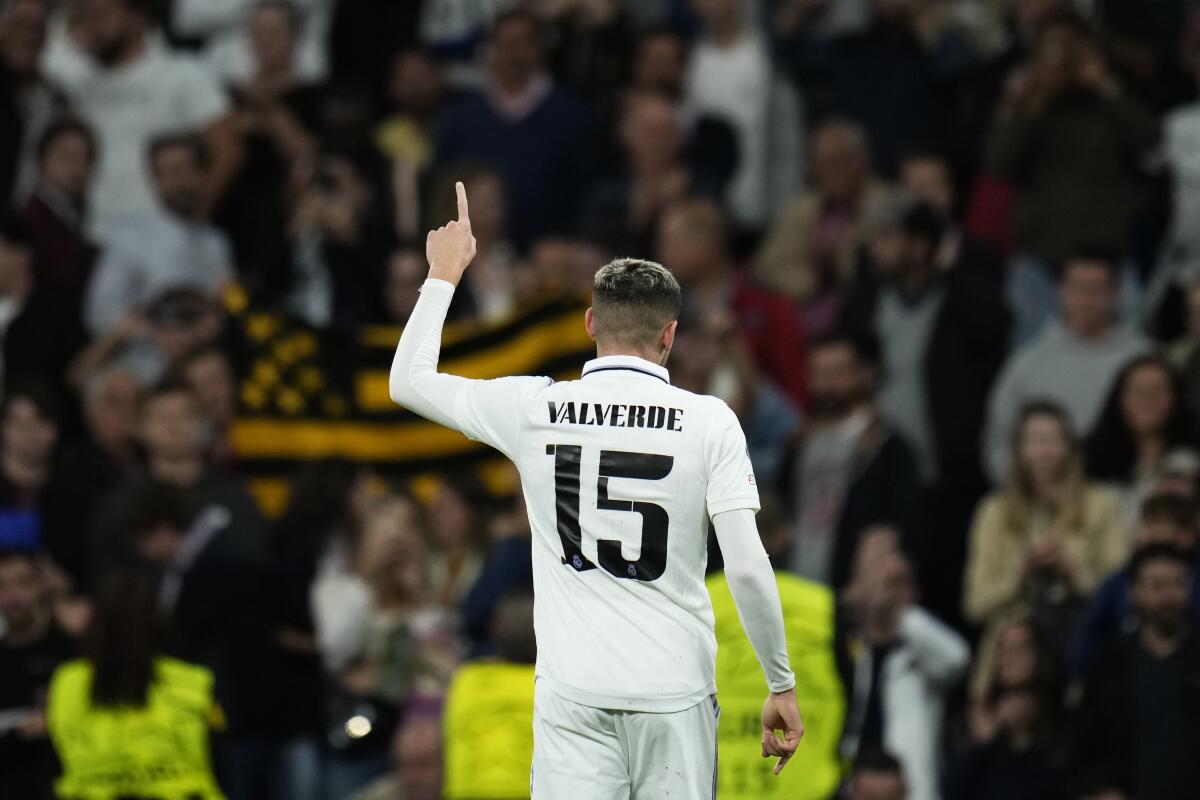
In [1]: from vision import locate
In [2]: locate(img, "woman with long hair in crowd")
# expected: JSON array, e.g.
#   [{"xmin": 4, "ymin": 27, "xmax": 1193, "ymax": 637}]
[
  {"xmin": 46, "ymin": 565, "xmax": 225, "ymax": 800},
  {"xmin": 948, "ymin": 609, "xmax": 1069, "ymax": 799},
  {"xmin": 1084, "ymin": 353, "xmax": 1197, "ymax": 530},
  {"xmin": 964, "ymin": 401, "xmax": 1128, "ymax": 633}
]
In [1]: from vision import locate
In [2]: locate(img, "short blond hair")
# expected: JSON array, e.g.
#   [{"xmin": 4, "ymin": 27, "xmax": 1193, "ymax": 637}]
[{"xmin": 592, "ymin": 258, "xmax": 681, "ymax": 351}]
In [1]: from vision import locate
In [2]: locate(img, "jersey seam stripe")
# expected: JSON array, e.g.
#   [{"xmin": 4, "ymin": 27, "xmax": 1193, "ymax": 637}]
[{"xmin": 580, "ymin": 366, "xmax": 670, "ymax": 384}]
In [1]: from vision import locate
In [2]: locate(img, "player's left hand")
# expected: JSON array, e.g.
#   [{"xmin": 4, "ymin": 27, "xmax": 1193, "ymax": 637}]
[
  {"xmin": 762, "ymin": 687, "xmax": 805, "ymax": 774},
  {"xmin": 426, "ymin": 181, "xmax": 477, "ymax": 286}
]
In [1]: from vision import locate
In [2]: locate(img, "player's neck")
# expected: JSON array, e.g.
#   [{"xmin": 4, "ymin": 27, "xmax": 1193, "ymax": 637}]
[{"xmin": 594, "ymin": 345, "xmax": 666, "ymax": 367}]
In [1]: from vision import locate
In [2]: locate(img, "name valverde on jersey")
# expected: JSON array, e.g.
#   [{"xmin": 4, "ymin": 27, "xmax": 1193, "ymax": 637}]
[{"xmin": 548, "ymin": 401, "xmax": 685, "ymax": 431}]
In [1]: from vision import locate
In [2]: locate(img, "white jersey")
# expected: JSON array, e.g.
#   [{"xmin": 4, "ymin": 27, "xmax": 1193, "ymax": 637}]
[{"xmin": 451, "ymin": 354, "xmax": 761, "ymax": 712}]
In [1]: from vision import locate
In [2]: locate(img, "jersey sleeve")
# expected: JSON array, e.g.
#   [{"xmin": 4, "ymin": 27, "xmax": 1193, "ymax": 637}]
[
  {"xmin": 455, "ymin": 375, "xmax": 551, "ymax": 461},
  {"xmin": 705, "ymin": 402, "xmax": 761, "ymax": 517}
]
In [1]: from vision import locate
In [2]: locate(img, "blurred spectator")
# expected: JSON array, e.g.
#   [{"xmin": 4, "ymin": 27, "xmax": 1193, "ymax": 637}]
[
  {"xmin": 42, "ymin": 367, "xmax": 140, "ymax": 584},
  {"xmin": 376, "ymin": 47, "xmax": 445, "ymax": 176},
  {"xmin": 173, "ymin": 0, "xmax": 334, "ymax": 85},
  {"xmin": 518, "ymin": 234, "xmax": 608, "ymax": 300},
  {"xmin": 16, "ymin": 117, "xmax": 98, "ymax": 314},
  {"xmin": 985, "ymin": 250, "xmax": 1151, "ymax": 483},
  {"xmin": 268, "ymin": 460, "xmax": 378, "ymax": 790},
  {"xmin": 1073, "ymin": 493, "xmax": 1200, "ymax": 679},
  {"xmin": 313, "ymin": 495, "xmax": 459, "ymax": 799},
  {"xmin": 657, "ymin": 198, "xmax": 808, "ymax": 409},
  {"xmin": 0, "ymin": 216, "xmax": 87, "ymax": 396},
  {"xmin": 843, "ymin": 198, "xmax": 1008, "ymax": 622},
  {"xmin": 90, "ymin": 380, "xmax": 264, "ymax": 576},
  {"xmin": 788, "ymin": 0, "xmax": 960, "ymax": 178},
  {"xmin": 755, "ymin": 118, "xmax": 890, "ymax": 332},
  {"xmin": 1084, "ymin": 354, "xmax": 1196, "ymax": 525},
  {"xmin": 988, "ymin": 14, "xmax": 1158, "ymax": 344},
  {"xmin": 47, "ymin": 566, "xmax": 224, "ymax": 800},
  {"xmin": 579, "ymin": 89, "xmax": 697, "ymax": 255},
  {"xmin": 949, "ymin": 610, "xmax": 1069, "ymax": 800},
  {"xmin": 460, "ymin": 475, "xmax": 532, "ymax": 658},
  {"xmin": 626, "ymin": 25, "xmax": 738, "ymax": 195},
  {"xmin": 967, "ymin": 609, "xmax": 1059, "ymax": 729},
  {"xmin": 435, "ymin": 10, "xmax": 594, "ymax": 250},
  {"xmin": 535, "ymin": 0, "xmax": 632, "ymax": 104},
  {"xmin": 778, "ymin": 332, "xmax": 922, "ymax": 589},
  {"xmin": 85, "ymin": 134, "xmax": 234, "ymax": 337},
  {"xmin": 673, "ymin": 307, "xmax": 799, "ymax": 488},
  {"xmin": 965, "ymin": 401, "xmax": 1127, "ymax": 631},
  {"xmin": 219, "ymin": 0, "xmax": 322, "ymax": 287},
  {"xmin": 443, "ymin": 591, "xmax": 535, "ymax": 799},
  {"xmin": 685, "ymin": 0, "xmax": 803, "ymax": 230},
  {"xmin": 0, "ymin": 549, "xmax": 75, "ymax": 800},
  {"xmin": 838, "ymin": 534, "xmax": 969, "ymax": 800},
  {"xmin": 427, "ymin": 477, "xmax": 489, "ymax": 608},
  {"xmin": 376, "ymin": 47, "xmax": 447, "ymax": 241},
  {"xmin": 284, "ymin": 155, "xmax": 387, "ymax": 331},
  {"xmin": 948, "ymin": 685, "xmax": 1068, "ymax": 799},
  {"xmin": 848, "ymin": 749, "xmax": 908, "ymax": 800},
  {"xmin": 1075, "ymin": 543, "xmax": 1200, "ymax": 799},
  {"xmin": 44, "ymin": 0, "xmax": 241, "ymax": 241},
  {"xmin": 74, "ymin": 286, "xmax": 225, "ymax": 388},
  {"xmin": 0, "ymin": 383, "xmax": 60, "ymax": 533},
  {"xmin": 0, "ymin": 0, "xmax": 62, "ymax": 203},
  {"xmin": 179, "ymin": 344, "xmax": 239, "ymax": 468},
  {"xmin": 126, "ymin": 479, "xmax": 305, "ymax": 800}
]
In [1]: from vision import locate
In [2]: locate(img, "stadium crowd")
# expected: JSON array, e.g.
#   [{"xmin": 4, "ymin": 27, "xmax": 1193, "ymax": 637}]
[{"xmin": 0, "ymin": 0, "xmax": 1199, "ymax": 798}]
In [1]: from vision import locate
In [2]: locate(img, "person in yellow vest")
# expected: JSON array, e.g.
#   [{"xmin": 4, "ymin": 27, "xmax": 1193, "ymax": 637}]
[
  {"xmin": 706, "ymin": 498, "xmax": 847, "ymax": 800},
  {"xmin": 46, "ymin": 566, "xmax": 225, "ymax": 800},
  {"xmin": 443, "ymin": 590, "xmax": 537, "ymax": 800}
]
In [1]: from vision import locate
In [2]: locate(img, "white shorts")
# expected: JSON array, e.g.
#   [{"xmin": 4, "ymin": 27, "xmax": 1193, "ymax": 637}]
[{"xmin": 531, "ymin": 680, "xmax": 720, "ymax": 800}]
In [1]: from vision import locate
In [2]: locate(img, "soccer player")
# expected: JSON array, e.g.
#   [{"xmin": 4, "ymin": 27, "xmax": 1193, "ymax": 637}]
[{"xmin": 390, "ymin": 183, "xmax": 803, "ymax": 798}]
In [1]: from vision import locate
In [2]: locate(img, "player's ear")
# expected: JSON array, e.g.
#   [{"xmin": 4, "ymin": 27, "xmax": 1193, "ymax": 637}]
[
  {"xmin": 661, "ymin": 319, "xmax": 678, "ymax": 351},
  {"xmin": 584, "ymin": 308, "xmax": 597, "ymax": 342}
]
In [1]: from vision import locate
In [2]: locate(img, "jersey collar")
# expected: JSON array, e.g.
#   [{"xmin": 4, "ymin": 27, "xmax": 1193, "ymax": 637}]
[{"xmin": 581, "ymin": 355, "xmax": 671, "ymax": 385}]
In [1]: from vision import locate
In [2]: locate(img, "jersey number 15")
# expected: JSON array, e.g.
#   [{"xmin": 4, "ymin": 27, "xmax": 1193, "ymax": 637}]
[{"xmin": 546, "ymin": 444, "xmax": 674, "ymax": 582}]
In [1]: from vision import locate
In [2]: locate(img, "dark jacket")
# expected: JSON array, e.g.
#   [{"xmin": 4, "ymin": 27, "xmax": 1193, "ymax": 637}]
[
  {"xmin": 779, "ymin": 415, "xmax": 925, "ymax": 590},
  {"xmin": 841, "ymin": 238, "xmax": 1010, "ymax": 490},
  {"xmin": 987, "ymin": 86, "xmax": 1159, "ymax": 264},
  {"xmin": 1075, "ymin": 629, "xmax": 1200, "ymax": 798}
]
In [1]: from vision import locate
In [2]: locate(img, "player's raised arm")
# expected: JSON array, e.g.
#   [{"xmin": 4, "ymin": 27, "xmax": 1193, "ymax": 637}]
[{"xmin": 388, "ymin": 182, "xmax": 478, "ymax": 430}]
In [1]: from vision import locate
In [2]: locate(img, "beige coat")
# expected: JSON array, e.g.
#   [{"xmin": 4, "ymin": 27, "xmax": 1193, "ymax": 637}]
[{"xmin": 963, "ymin": 486, "xmax": 1129, "ymax": 626}]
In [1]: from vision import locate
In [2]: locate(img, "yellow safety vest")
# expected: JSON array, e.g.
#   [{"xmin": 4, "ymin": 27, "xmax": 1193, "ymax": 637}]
[
  {"xmin": 47, "ymin": 657, "xmax": 226, "ymax": 800},
  {"xmin": 707, "ymin": 571, "xmax": 846, "ymax": 799},
  {"xmin": 443, "ymin": 660, "xmax": 536, "ymax": 799}
]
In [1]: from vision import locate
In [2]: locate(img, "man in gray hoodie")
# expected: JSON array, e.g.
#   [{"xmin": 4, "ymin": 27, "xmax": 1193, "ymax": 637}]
[{"xmin": 984, "ymin": 248, "xmax": 1150, "ymax": 483}]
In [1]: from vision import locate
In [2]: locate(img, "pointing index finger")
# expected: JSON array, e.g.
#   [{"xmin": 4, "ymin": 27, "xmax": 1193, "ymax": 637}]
[{"xmin": 456, "ymin": 181, "xmax": 470, "ymax": 224}]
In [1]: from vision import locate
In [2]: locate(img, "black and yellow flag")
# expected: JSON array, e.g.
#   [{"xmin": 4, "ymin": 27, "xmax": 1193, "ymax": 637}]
[{"xmin": 226, "ymin": 290, "xmax": 593, "ymax": 515}]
